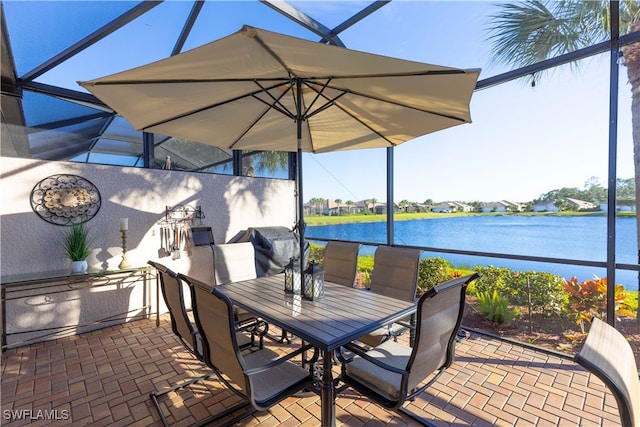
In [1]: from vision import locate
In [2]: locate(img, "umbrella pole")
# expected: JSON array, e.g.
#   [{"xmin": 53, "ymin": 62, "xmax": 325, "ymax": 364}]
[
  {"xmin": 297, "ymin": 146, "xmax": 305, "ymax": 267},
  {"xmin": 295, "ymin": 79, "xmax": 306, "ymax": 270}
]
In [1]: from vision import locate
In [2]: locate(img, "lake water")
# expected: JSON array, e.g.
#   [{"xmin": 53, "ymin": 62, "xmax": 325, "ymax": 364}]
[{"xmin": 306, "ymin": 216, "xmax": 639, "ymax": 290}]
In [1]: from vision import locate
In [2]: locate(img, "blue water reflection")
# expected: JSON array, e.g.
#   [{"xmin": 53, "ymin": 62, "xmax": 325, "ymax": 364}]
[{"xmin": 307, "ymin": 216, "xmax": 638, "ymax": 289}]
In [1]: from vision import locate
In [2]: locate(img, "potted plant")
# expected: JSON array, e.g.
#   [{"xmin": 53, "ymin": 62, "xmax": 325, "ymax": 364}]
[{"xmin": 63, "ymin": 221, "xmax": 92, "ymax": 273}]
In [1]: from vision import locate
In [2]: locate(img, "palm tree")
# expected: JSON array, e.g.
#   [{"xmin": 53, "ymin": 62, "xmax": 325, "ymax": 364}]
[
  {"xmin": 369, "ymin": 198, "xmax": 378, "ymax": 214},
  {"xmin": 486, "ymin": 0, "xmax": 640, "ymax": 318},
  {"xmin": 242, "ymin": 150, "xmax": 289, "ymax": 175},
  {"xmin": 346, "ymin": 200, "xmax": 354, "ymax": 214}
]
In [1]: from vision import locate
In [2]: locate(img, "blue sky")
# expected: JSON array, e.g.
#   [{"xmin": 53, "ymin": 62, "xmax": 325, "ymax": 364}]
[
  {"xmin": 293, "ymin": 1, "xmax": 633, "ymax": 204},
  {"xmin": 9, "ymin": 0, "xmax": 633, "ymax": 204}
]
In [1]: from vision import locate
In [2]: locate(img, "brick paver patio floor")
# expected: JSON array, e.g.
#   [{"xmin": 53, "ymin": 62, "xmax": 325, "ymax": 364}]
[{"xmin": 1, "ymin": 314, "xmax": 621, "ymax": 426}]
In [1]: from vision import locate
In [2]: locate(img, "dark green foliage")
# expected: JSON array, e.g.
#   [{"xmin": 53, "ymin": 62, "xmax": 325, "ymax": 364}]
[
  {"xmin": 308, "ymin": 242, "xmax": 325, "ymax": 264},
  {"xmin": 473, "ymin": 266, "xmax": 565, "ymax": 315},
  {"xmin": 476, "ymin": 290, "xmax": 518, "ymax": 324},
  {"xmin": 63, "ymin": 221, "xmax": 92, "ymax": 261},
  {"xmin": 417, "ymin": 257, "xmax": 452, "ymax": 290}
]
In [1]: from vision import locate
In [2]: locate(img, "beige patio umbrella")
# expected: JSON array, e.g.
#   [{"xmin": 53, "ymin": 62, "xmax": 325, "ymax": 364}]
[{"xmin": 79, "ymin": 24, "xmax": 479, "ymax": 274}]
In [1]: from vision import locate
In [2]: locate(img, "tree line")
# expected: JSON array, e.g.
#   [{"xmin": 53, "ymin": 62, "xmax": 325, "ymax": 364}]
[{"xmin": 307, "ymin": 177, "xmax": 636, "ymax": 211}]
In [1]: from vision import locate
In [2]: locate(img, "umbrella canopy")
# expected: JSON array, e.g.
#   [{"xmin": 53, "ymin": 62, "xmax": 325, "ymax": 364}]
[
  {"xmin": 79, "ymin": 25, "xmax": 479, "ymax": 154},
  {"xmin": 79, "ymin": 25, "xmax": 479, "ymax": 283}
]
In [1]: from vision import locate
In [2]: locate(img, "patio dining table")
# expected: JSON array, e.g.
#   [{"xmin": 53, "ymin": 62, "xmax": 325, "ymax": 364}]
[{"xmin": 219, "ymin": 274, "xmax": 416, "ymax": 427}]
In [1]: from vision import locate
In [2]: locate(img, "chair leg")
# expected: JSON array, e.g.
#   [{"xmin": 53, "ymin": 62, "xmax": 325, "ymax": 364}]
[
  {"xmin": 151, "ymin": 372, "xmax": 256, "ymax": 427},
  {"xmin": 191, "ymin": 401, "xmax": 255, "ymax": 427},
  {"xmin": 398, "ymin": 406, "xmax": 437, "ymax": 427},
  {"xmin": 150, "ymin": 371, "xmax": 216, "ymax": 426}
]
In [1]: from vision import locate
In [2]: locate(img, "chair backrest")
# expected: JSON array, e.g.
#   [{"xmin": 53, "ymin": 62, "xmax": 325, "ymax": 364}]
[
  {"xmin": 406, "ymin": 273, "xmax": 478, "ymax": 392},
  {"xmin": 212, "ymin": 242, "xmax": 257, "ymax": 285},
  {"xmin": 370, "ymin": 246, "xmax": 422, "ymax": 302},
  {"xmin": 184, "ymin": 245, "xmax": 216, "ymax": 288},
  {"xmin": 148, "ymin": 260, "xmax": 200, "ymax": 357},
  {"xmin": 190, "ymin": 282, "xmax": 248, "ymax": 393},
  {"xmin": 323, "ymin": 241, "xmax": 361, "ymax": 286},
  {"xmin": 575, "ymin": 317, "xmax": 640, "ymax": 427}
]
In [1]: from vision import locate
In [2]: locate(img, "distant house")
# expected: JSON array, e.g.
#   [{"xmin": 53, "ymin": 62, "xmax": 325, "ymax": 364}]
[
  {"xmin": 404, "ymin": 203, "xmax": 428, "ymax": 213},
  {"xmin": 533, "ymin": 197, "xmax": 596, "ymax": 212},
  {"xmin": 564, "ymin": 197, "xmax": 596, "ymax": 211},
  {"xmin": 532, "ymin": 200, "xmax": 560, "ymax": 212},
  {"xmin": 432, "ymin": 201, "xmax": 473, "ymax": 213},
  {"xmin": 481, "ymin": 200, "xmax": 522, "ymax": 213},
  {"xmin": 599, "ymin": 200, "xmax": 637, "ymax": 212}
]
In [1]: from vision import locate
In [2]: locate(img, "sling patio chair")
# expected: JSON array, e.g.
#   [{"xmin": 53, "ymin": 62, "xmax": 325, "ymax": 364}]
[
  {"xmin": 357, "ymin": 245, "xmax": 423, "ymax": 347},
  {"xmin": 179, "ymin": 272, "xmax": 268, "ymax": 349},
  {"xmin": 575, "ymin": 317, "xmax": 640, "ymax": 427},
  {"xmin": 322, "ymin": 241, "xmax": 362, "ymax": 287},
  {"xmin": 212, "ymin": 242, "xmax": 262, "ymax": 324},
  {"xmin": 188, "ymin": 281, "xmax": 318, "ymax": 424},
  {"xmin": 338, "ymin": 273, "xmax": 479, "ymax": 426},
  {"xmin": 186, "ymin": 242, "xmax": 268, "ymax": 340},
  {"xmin": 148, "ymin": 261, "xmax": 265, "ymax": 427},
  {"xmin": 147, "ymin": 260, "xmax": 216, "ymax": 426}
]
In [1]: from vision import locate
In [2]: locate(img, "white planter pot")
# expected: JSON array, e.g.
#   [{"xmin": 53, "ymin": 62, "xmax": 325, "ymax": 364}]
[{"xmin": 70, "ymin": 260, "xmax": 88, "ymax": 273}]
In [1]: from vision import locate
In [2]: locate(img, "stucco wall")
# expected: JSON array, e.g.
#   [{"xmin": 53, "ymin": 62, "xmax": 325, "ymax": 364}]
[
  {"xmin": 0, "ymin": 157, "xmax": 296, "ymax": 275},
  {"xmin": 0, "ymin": 157, "xmax": 295, "ymax": 347}
]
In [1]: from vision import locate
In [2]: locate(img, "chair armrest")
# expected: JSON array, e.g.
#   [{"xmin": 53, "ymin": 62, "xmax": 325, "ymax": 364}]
[
  {"xmin": 244, "ymin": 343, "xmax": 316, "ymax": 376},
  {"xmin": 342, "ymin": 343, "xmax": 409, "ymax": 376}
]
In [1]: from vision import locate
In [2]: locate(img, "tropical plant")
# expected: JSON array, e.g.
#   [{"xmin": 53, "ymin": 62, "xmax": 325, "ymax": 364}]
[
  {"xmin": 249, "ymin": 151, "xmax": 289, "ymax": 174},
  {"xmin": 485, "ymin": 0, "xmax": 640, "ymax": 318},
  {"xmin": 63, "ymin": 221, "xmax": 92, "ymax": 261},
  {"xmin": 346, "ymin": 200, "xmax": 355, "ymax": 214},
  {"xmin": 563, "ymin": 275, "xmax": 635, "ymax": 332},
  {"xmin": 475, "ymin": 289, "xmax": 519, "ymax": 324}
]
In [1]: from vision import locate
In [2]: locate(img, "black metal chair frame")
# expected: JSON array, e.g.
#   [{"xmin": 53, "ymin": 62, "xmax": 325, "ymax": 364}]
[
  {"xmin": 338, "ymin": 273, "xmax": 479, "ymax": 426},
  {"xmin": 147, "ymin": 261, "xmax": 217, "ymax": 426},
  {"xmin": 148, "ymin": 261, "xmax": 269, "ymax": 426},
  {"xmin": 187, "ymin": 282, "xmax": 318, "ymax": 424}
]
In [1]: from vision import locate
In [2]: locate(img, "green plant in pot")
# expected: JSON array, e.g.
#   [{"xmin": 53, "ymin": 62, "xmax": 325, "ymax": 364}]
[{"xmin": 63, "ymin": 221, "xmax": 92, "ymax": 273}]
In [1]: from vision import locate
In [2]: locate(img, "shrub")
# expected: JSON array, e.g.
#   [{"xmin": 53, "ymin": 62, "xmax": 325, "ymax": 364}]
[
  {"xmin": 417, "ymin": 257, "xmax": 452, "ymax": 290},
  {"xmin": 473, "ymin": 266, "xmax": 565, "ymax": 315},
  {"xmin": 511, "ymin": 271, "xmax": 565, "ymax": 315},
  {"xmin": 563, "ymin": 276, "xmax": 635, "ymax": 332},
  {"xmin": 476, "ymin": 290, "xmax": 518, "ymax": 324},
  {"xmin": 308, "ymin": 242, "xmax": 325, "ymax": 264},
  {"xmin": 472, "ymin": 266, "xmax": 513, "ymax": 296}
]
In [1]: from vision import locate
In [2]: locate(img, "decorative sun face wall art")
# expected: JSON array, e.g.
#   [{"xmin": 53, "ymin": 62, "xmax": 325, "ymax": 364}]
[{"xmin": 30, "ymin": 174, "xmax": 101, "ymax": 225}]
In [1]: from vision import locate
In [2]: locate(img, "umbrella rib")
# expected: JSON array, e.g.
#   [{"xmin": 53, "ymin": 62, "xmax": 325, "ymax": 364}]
[
  {"xmin": 229, "ymin": 86, "xmax": 293, "ymax": 150},
  {"xmin": 142, "ymin": 80, "xmax": 291, "ymax": 130},
  {"xmin": 306, "ymin": 80, "xmax": 470, "ymax": 123},
  {"xmin": 253, "ymin": 80, "xmax": 296, "ymax": 120},
  {"xmin": 302, "ymin": 78, "xmax": 333, "ymax": 118},
  {"xmin": 305, "ymin": 91, "xmax": 348, "ymax": 120}
]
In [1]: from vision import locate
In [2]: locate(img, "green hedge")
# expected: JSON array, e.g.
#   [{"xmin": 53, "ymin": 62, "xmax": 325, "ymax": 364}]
[{"xmin": 472, "ymin": 266, "xmax": 565, "ymax": 314}]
